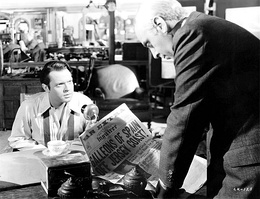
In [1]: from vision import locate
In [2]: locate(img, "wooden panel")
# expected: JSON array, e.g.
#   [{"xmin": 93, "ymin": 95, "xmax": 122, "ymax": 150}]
[
  {"xmin": 27, "ymin": 86, "xmax": 43, "ymax": 94},
  {"xmin": 4, "ymin": 100, "xmax": 19, "ymax": 119},
  {"xmin": 4, "ymin": 86, "xmax": 21, "ymax": 96},
  {"xmin": 0, "ymin": 78, "xmax": 42, "ymax": 130}
]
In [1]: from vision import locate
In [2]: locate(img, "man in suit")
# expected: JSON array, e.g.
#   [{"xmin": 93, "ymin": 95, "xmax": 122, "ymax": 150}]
[{"xmin": 135, "ymin": 0, "xmax": 260, "ymax": 198}]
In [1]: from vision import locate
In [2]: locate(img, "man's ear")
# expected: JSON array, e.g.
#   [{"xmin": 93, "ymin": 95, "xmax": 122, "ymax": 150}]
[
  {"xmin": 42, "ymin": 83, "xmax": 50, "ymax": 92},
  {"xmin": 152, "ymin": 16, "xmax": 168, "ymax": 34}
]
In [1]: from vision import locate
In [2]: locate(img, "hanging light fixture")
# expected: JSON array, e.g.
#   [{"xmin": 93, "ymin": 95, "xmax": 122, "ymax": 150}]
[
  {"xmin": 86, "ymin": 0, "xmax": 116, "ymax": 12},
  {"xmin": 86, "ymin": 0, "xmax": 103, "ymax": 9}
]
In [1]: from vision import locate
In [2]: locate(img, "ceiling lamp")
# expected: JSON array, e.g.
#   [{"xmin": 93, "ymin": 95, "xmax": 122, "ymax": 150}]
[
  {"xmin": 86, "ymin": 0, "xmax": 116, "ymax": 12},
  {"xmin": 86, "ymin": 0, "xmax": 101, "ymax": 9}
]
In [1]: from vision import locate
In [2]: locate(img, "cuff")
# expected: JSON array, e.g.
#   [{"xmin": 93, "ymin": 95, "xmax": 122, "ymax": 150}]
[{"xmin": 156, "ymin": 180, "xmax": 184, "ymax": 198}]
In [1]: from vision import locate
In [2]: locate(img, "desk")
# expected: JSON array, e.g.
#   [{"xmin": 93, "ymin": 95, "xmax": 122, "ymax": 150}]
[
  {"xmin": 0, "ymin": 146, "xmax": 206, "ymax": 198},
  {"xmin": 0, "ymin": 181, "xmax": 206, "ymax": 199},
  {"xmin": 0, "ymin": 184, "xmax": 51, "ymax": 199},
  {"xmin": 0, "ymin": 143, "xmax": 86, "ymax": 188},
  {"xmin": 0, "ymin": 143, "xmax": 149, "ymax": 198}
]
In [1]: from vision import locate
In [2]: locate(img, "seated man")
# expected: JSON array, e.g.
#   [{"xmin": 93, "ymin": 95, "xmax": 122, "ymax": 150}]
[
  {"xmin": 8, "ymin": 61, "xmax": 93, "ymax": 151},
  {"xmin": 3, "ymin": 38, "xmax": 20, "ymax": 62},
  {"xmin": 25, "ymin": 33, "xmax": 38, "ymax": 51},
  {"xmin": 31, "ymin": 35, "xmax": 46, "ymax": 62}
]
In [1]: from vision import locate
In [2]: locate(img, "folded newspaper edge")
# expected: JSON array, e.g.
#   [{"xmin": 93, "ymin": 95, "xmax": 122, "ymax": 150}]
[{"xmin": 79, "ymin": 103, "xmax": 206, "ymax": 193}]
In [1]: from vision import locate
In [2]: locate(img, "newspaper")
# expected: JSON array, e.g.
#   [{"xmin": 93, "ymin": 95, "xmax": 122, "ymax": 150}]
[{"xmin": 79, "ymin": 103, "xmax": 206, "ymax": 193}]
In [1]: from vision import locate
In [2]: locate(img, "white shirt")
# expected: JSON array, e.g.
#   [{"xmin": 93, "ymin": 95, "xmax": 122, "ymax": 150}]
[{"xmin": 8, "ymin": 92, "xmax": 92, "ymax": 150}]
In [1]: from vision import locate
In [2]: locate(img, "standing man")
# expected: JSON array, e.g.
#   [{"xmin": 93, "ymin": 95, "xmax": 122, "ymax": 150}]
[
  {"xmin": 9, "ymin": 61, "xmax": 93, "ymax": 151},
  {"xmin": 135, "ymin": 0, "xmax": 260, "ymax": 198}
]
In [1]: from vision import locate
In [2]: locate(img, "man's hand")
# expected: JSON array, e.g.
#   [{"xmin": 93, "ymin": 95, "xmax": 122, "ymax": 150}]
[
  {"xmin": 150, "ymin": 126, "xmax": 166, "ymax": 138},
  {"xmin": 155, "ymin": 180, "xmax": 184, "ymax": 198}
]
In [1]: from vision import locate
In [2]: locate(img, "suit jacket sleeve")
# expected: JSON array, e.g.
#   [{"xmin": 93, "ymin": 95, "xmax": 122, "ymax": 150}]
[{"xmin": 159, "ymin": 24, "xmax": 215, "ymax": 189}]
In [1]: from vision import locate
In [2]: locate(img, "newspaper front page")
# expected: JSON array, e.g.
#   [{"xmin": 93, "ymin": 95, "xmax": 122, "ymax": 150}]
[{"xmin": 79, "ymin": 103, "xmax": 206, "ymax": 193}]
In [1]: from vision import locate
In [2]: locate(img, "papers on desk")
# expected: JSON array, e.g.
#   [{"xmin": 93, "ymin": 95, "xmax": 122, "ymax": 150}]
[
  {"xmin": 0, "ymin": 144, "xmax": 87, "ymax": 190},
  {"xmin": 9, "ymin": 140, "xmax": 46, "ymax": 151},
  {"xmin": 0, "ymin": 149, "xmax": 45, "ymax": 187},
  {"xmin": 80, "ymin": 103, "xmax": 207, "ymax": 194},
  {"xmin": 18, "ymin": 144, "xmax": 46, "ymax": 151},
  {"xmin": 182, "ymin": 155, "xmax": 207, "ymax": 193}
]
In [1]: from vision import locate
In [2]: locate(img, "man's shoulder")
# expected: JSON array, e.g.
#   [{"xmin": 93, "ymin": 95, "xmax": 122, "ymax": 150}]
[{"xmin": 40, "ymin": 42, "xmax": 45, "ymax": 48}]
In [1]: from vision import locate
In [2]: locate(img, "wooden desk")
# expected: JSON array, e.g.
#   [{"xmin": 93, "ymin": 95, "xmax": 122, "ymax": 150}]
[
  {"xmin": 0, "ymin": 144, "xmax": 148, "ymax": 199},
  {"xmin": 0, "ymin": 179, "xmax": 206, "ymax": 199},
  {"xmin": 0, "ymin": 143, "xmax": 90, "ymax": 198},
  {"xmin": 0, "ymin": 146, "xmax": 206, "ymax": 198},
  {"xmin": 0, "ymin": 184, "xmax": 52, "ymax": 199}
]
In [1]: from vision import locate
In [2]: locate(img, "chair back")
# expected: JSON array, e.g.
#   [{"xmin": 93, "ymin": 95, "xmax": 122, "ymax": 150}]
[
  {"xmin": 9, "ymin": 48, "xmax": 21, "ymax": 62},
  {"xmin": 83, "ymin": 57, "xmax": 96, "ymax": 95},
  {"xmin": 33, "ymin": 49, "xmax": 45, "ymax": 62},
  {"xmin": 96, "ymin": 64, "xmax": 140, "ymax": 99},
  {"xmin": 92, "ymin": 64, "xmax": 151, "ymax": 128},
  {"xmin": 20, "ymin": 93, "xmax": 34, "ymax": 104}
]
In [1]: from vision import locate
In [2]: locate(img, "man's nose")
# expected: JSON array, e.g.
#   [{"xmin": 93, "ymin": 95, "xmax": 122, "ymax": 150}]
[
  {"xmin": 150, "ymin": 49, "xmax": 160, "ymax": 59},
  {"xmin": 64, "ymin": 83, "xmax": 70, "ymax": 91}
]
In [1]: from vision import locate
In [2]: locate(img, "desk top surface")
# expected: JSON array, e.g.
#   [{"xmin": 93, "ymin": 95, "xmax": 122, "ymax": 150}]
[
  {"xmin": 0, "ymin": 146, "xmax": 206, "ymax": 199},
  {"xmin": 0, "ymin": 144, "xmax": 86, "ymax": 189}
]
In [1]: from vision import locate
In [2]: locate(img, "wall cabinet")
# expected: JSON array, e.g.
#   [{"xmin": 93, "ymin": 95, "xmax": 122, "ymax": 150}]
[{"xmin": 0, "ymin": 78, "xmax": 42, "ymax": 130}]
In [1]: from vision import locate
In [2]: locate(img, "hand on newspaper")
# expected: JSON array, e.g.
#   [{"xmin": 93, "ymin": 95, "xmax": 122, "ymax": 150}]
[
  {"xmin": 85, "ymin": 119, "xmax": 97, "ymax": 131},
  {"xmin": 150, "ymin": 126, "xmax": 166, "ymax": 138}
]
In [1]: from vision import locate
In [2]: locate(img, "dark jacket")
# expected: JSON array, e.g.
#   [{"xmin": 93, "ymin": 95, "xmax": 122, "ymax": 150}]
[
  {"xmin": 159, "ymin": 11, "xmax": 260, "ymax": 198},
  {"xmin": 31, "ymin": 42, "xmax": 46, "ymax": 62},
  {"xmin": 3, "ymin": 43, "xmax": 20, "ymax": 62}
]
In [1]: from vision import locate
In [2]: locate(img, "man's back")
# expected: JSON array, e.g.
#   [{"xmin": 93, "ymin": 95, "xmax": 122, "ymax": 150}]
[
  {"xmin": 3, "ymin": 43, "xmax": 20, "ymax": 62},
  {"xmin": 172, "ymin": 11, "xmax": 260, "ymax": 197}
]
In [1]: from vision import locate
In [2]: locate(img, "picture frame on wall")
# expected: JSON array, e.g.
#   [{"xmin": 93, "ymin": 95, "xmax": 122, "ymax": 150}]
[{"xmin": 34, "ymin": 18, "xmax": 42, "ymax": 29}]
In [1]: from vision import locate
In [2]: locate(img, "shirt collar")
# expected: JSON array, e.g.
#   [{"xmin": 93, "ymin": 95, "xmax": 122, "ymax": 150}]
[
  {"xmin": 168, "ymin": 17, "xmax": 187, "ymax": 36},
  {"xmin": 38, "ymin": 92, "xmax": 81, "ymax": 116},
  {"xmin": 67, "ymin": 96, "xmax": 82, "ymax": 114}
]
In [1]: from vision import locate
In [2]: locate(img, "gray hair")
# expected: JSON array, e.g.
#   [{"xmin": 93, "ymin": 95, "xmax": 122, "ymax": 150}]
[{"xmin": 135, "ymin": 0, "xmax": 188, "ymax": 32}]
